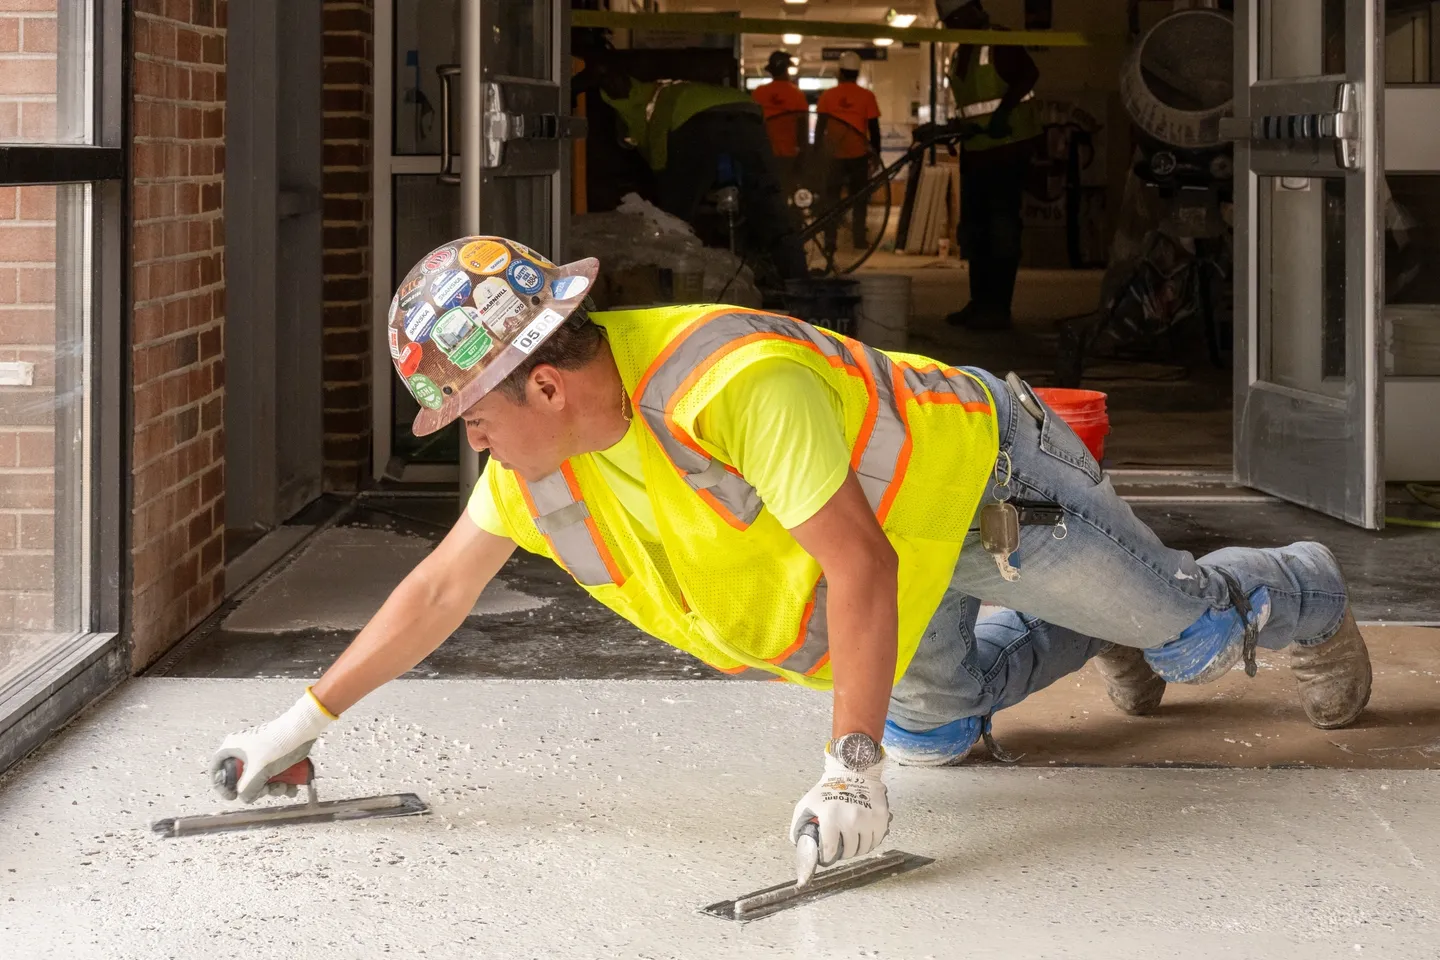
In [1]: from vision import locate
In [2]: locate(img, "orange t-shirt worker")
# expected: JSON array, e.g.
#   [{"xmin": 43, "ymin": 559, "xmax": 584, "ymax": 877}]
[
  {"xmin": 816, "ymin": 76, "xmax": 880, "ymax": 159},
  {"xmin": 752, "ymin": 55, "xmax": 810, "ymax": 159}
]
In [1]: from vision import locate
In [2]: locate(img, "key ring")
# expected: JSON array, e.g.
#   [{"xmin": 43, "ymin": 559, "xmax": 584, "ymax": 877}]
[
  {"xmin": 1052, "ymin": 516, "xmax": 1068, "ymax": 541},
  {"xmin": 992, "ymin": 450, "xmax": 1014, "ymax": 503}
]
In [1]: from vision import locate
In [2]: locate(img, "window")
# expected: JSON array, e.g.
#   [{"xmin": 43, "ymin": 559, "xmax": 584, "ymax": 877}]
[{"xmin": 0, "ymin": 0, "xmax": 124, "ymax": 775}]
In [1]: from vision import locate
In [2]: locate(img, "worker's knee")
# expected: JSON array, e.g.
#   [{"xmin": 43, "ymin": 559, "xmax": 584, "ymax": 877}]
[
  {"xmin": 882, "ymin": 715, "xmax": 982, "ymax": 767},
  {"xmin": 1143, "ymin": 586, "xmax": 1272, "ymax": 684}
]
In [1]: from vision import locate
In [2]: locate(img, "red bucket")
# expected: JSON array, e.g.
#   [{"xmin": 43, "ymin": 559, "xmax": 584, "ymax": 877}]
[{"xmin": 1032, "ymin": 387, "xmax": 1110, "ymax": 462}]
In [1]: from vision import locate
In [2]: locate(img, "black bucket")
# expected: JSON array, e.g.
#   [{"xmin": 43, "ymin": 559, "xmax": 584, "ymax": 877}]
[{"xmin": 783, "ymin": 278, "xmax": 862, "ymax": 337}]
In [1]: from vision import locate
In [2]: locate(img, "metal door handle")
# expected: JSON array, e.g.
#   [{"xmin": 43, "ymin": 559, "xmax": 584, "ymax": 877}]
[
  {"xmin": 1219, "ymin": 83, "xmax": 1360, "ymax": 169},
  {"xmin": 437, "ymin": 64, "xmax": 461, "ymax": 184},
  {"xmin": 482, "ymin": 82, "xmax": 588, "ymax": 169}
]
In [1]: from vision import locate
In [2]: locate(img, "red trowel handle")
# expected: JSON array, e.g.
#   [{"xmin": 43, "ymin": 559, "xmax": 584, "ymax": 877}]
[{"xmin": 218, "ymin": 756, "xmax": 315, "ymax": 793}]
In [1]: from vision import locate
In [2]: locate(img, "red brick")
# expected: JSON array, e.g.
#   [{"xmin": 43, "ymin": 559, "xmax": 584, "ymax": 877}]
[
  {"xmin": 16, "ymin": 185, "xmax": 53, "ymax": 221},
  {"xmin": 17, "ymin": 512, "xmax": 52, "ymax": 550},
  {"xmin": 0, "ymin": 431, "xmax": 15, "ymax": 465},
  {"xmin": 0, "ymin": 18, "xmax": 17, "ymax": 52},
  {"xmin": 0, "ymin": 102, "xmax": 16, "ymax": 139},
  {"xmin": 0, "ymin": 512, "xmax": 16, "ymax": 550},
  {"xmin": 201, "ymin": 33, "xmax": 223, "ymax": 65},
  {"xmin": 19, "ymin": 16, "xmax": 55, "ymax": 53},
  {"xmin": 134, "ymin": 59, "xmax": 166, "ymax": 98},
  {"xmin": 0, "ymin": 472, "xmax": 51, "ymax": 509},
  {"xmin": 0, "ymin": 308, "xmax": 53, "ymax": 344},
  {"xmin": 0, "ymin": 267, "xmax": 16, "ymax": 303},
  {"xmin": 175, "ymin": 26, "xmax": 201, "ymax": 63},
  {"xmin": 15, "ymin": 430, "xmax": 51, "ymax": 468},
  {"xmin": 0, "ymin": 225, "xmax": 55, "ymax": 261},
  {"xmin": 0, "ymin": 186, "xmax": 17, "ymax": 219},
  {"xmin": 17, "ymin": 101, "xmax": 52, "ymax": 140},
  {"xmin": 0, "ymin": 55, "xmax": 55, "ymax": 95},
  {"xmin": 17, "ymin": 267, "xmax": 53, "ymax": 303}
]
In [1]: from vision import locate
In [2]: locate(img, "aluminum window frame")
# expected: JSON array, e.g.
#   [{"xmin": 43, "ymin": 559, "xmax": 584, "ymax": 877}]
[{"xmin": 0, "ymin": 0, "xmax": 129, "ymax": 777}]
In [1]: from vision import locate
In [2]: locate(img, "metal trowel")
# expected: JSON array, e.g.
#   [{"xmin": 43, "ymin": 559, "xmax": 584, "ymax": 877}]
[
  {"xmin": 701, "ymin": 821, "xmax": 933, "ymax": 922},
  {"xmin": 151, "ymin": 757, "xmax": 430, "ymax": 839}
]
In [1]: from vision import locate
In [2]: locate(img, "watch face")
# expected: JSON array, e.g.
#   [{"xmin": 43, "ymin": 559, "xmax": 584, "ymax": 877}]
[{"xmin": 834, "ymin": 733, "xmax": 881, "ymax": 770}]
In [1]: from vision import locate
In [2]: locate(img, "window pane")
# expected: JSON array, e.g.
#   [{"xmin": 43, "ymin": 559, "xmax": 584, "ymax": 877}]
[
  {"xmin": 1258, "ymin": 176, "xmax": 1347, "ymax": 396},
  {"xmin": 0, "ymin": 182, "xmax": 91, "ymax": 689},
  {"xmin": 1261, "ymin": 0, "xmax": 1346, "ymax": 80},
  {"xmin": 0, "ymin": 0, "xmax": 93, "ymax": 144},
  {"xmin": 393, "ymin": 0, "xmax": 459, "ymax": 156}
]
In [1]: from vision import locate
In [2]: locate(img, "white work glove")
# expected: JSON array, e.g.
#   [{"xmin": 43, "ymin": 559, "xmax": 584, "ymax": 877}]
[
  {"xmin": 207, "ymin": 688, "xmax": 336, "ymax": 803},
  {"xmin": 789, "ymin": 748, "xmax": 891, "ymax": 866}
]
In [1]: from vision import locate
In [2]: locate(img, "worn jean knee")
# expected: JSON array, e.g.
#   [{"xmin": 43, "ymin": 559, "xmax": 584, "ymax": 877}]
[{"xmin": 1144, "ymin": 586, "xmax": 1271, "ymax": 684}]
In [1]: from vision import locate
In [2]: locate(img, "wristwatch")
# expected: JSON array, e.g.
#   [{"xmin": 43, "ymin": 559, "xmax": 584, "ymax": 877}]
[{"xmin": 829, "ymin": 732, "xmax": 883, "ymax": 771}]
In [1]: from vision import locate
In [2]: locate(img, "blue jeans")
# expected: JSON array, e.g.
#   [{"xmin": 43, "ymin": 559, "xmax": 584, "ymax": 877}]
[{"xmin": 884, "ymin": 368, "xmax": 1351, "ymax": 764}]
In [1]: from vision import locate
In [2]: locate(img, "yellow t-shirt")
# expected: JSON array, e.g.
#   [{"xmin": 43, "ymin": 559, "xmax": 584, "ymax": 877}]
[{"xmin": 466, "ymin": 357, "xmax": 850, "ymax": 538}]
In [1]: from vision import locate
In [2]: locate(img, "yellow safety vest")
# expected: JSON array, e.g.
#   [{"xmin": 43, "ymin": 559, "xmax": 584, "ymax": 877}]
[
  {"xmin": 949, "ymin": 45, "xmax": 1042, "ymax": 152},
  {"xmin": 602, "ymin": 79, "xmax": 758, "ymax": 172},
  {"xmin": 486, "ymin": 305, "xmax": 999, "ymax": 690}
]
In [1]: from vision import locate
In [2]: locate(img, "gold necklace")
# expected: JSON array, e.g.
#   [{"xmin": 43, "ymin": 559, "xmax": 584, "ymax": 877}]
[{"xmin": 621, "ymin": 386, "xmax": 633, "ymax": 423}]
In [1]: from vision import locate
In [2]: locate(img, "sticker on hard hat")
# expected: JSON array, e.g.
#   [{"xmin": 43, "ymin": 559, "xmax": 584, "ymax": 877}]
[
  {"xmin": 509, "ymin": 242, "xmax": 555, "ymax": 268},
  {"xmin": 429, "ymin": 269, "xmax": 472, "ymax": 311},
  {"xmin": 397, "ymin": 275, "xmax": 425, "ymax": 310},
  {"xmin": 407, "ymin": 374, "xmax": 443, "ymax": 410},
  {"xmin": 422, "ymin": 247, "xmax": 456, "ymax": 273},
  {"xmin": 458, "ymin": 239, "xmax": 511, "ymax": 275},
  {"xmin": 398, "ymin": 341, "xmax": 423, "ymax": 377},
  {"xmin": 507, "ymin": 260, "xmax": 544, "ymax": 295},
  {"xmin": 472, "ymin": 276, "xmax": 528, "ymax": 338},
  {"xmin": 514, "ymin": 309, "xmax": 565, "ymax": 355},
  {"xmin": 388, "ymin": 326, "xmax": 402, "ymax": 360},
  {"xmin": 433, "ymin": 306, "xmax": 494, "ymax": 370},
  {"xmin": 404, "ymin": 301, "xmax": 438, "ymax": 342},
  {"xmin": 550, "ymin": 275, "xmax": 591, "ymax": 300}
]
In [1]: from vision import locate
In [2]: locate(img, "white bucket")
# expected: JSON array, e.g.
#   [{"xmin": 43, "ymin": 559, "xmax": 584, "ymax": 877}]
[{"xmin": 855, "ymin": 273, "xmax": 912, "ymax": 351}]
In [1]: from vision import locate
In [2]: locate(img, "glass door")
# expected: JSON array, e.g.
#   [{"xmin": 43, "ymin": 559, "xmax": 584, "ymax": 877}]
[
  {"xmin": 1226, "ymin": 0, "xmax": 1385, "ymax": 528},
  {"xmin": 373, "ymin": 0, "xmax": 576, "ymax": 487}
]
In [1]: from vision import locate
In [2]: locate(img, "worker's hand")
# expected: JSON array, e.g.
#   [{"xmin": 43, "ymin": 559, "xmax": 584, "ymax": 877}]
[
  {"xmin": 207, "ymin": 689, "xmax": 336, "ymax": 803},
  {"xmin": 911, "ymin": 122, "xmax": 939, "ymax": 145},
  {"xmin": 986, "ymin": 110, "xmax": 1013, "ymax": 139},
  {"xmin": 789, "ymin": 748, "xmax": 890, "ymax": 866}
]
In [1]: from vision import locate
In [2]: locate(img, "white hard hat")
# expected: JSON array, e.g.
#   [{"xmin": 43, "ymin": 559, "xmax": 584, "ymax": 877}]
[{"xmin": 838, "ymin": 50, "xmax": 863, "ymax": 72}]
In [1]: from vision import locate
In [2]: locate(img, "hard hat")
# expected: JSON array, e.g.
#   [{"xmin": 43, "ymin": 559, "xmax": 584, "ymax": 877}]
[
  {"xmin": 837, "ymin": 50, "xmax": 863, "ymax": 72},
  {"xmin": 387, "ymin": 236, "xmax": 601, "ymax": 436},
  {"xmin": 767, "ymin": 50, "xmax": 794, "ymax": 73},
  {"xmin": 935, "ymin": 0, "xmax": 981, "ymax": 21}
]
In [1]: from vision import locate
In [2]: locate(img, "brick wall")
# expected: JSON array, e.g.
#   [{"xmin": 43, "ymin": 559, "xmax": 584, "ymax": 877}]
[
  {"xmin": 320, "ymin": 0, "xmax": 374, "ymax": 491},
  {"xmin": 0, "ymin": 3, "xmax": 59, "ymax": 674},
  {"xmin": 129, "ymin": 0, "xmax": 227, "ymax": 669}
]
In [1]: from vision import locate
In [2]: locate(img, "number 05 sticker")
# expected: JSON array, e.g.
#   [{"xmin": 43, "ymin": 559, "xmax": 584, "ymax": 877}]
[{"xmin": 513, "ymin": 309, "xmax": 565, "ymax": 355}]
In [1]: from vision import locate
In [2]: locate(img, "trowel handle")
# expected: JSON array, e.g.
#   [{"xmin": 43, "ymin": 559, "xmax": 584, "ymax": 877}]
[{"xmin": 219, "ymin": 756, "xmax": 315, "ymax": 792}]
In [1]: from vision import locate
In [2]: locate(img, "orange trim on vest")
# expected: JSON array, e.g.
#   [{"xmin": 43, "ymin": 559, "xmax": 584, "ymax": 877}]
[
  {"xmin": 561, "ymin": 462, "xmax": 628, "ymax": 587},
  {"xmin": 879, "ymin": 362, "xmax": 917, "ymax": 524}
]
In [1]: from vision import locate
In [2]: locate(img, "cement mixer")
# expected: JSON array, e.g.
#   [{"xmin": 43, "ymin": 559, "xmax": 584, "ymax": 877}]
[{"xmin": 1056, "ymin": 8, "xmax": 1237, "ymax": 386}]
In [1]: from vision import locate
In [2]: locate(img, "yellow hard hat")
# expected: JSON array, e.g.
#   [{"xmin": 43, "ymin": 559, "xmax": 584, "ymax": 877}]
[{"xmin": 387, "ymin": 236, "xmax": 600, "ymax": 436}]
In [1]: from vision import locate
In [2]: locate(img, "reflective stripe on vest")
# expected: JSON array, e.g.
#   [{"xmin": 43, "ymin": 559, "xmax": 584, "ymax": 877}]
[
  {"xmin": 632, "ymin": 309, "xmax": 989, "ymax": 681},
  {"xmin": 958, "ymin": 90, "xmax": 1035, "ymax": 120},
  {"xmin": 519, "ymin": 464, "xmax": 625, "ymax": 588}
]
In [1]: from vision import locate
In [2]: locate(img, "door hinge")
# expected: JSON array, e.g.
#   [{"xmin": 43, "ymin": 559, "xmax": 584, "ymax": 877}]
[
  {"xmin": 482, "ymin": 82, "xmax": 588, "ymax": 169},
  {"xmin": 1218, "ymin": 82, "xmax": 1360, "ymax": 170}
]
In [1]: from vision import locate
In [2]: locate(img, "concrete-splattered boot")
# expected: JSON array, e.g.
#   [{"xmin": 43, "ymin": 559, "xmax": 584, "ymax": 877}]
[
  {"xmin": 1291, "ymin": 608, "xmax": 1372, "ymax": 729},
  {"xmin": 1092, "ymin": 643, "xmax": 1166, "ymax": 716}
]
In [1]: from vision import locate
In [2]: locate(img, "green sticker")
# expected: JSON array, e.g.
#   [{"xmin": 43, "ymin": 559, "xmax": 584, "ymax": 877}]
[
  {"xmin": 407, "ymin": 374, "xmax": 443, "ymax": 410},
  {"xmin": 448, "ymin": 327, "xmax": 494, "ymax": 370}
]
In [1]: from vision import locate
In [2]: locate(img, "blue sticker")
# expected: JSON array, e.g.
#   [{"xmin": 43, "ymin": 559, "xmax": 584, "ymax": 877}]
[
  {"xmin": 506, "ymin": 259, "xmax": 544, "ymax": 295},
  {"xmin": 550, "ymin": 275, "xmax": 591, "ymax": 300},
  {"xmin": 429, "ymin": 269, "xmax": 472, "ymax": 311},
  {"xmin": 404, "ymin": 301, "xmax": 438, "ymax": 343}
]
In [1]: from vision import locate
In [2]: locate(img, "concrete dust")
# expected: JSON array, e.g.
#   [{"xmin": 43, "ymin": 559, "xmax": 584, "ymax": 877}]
[
  {"xmin": 1, "ymin": 679, "xmax": 1438, "ymax": 958},
  {"xmin": 223, "ymin": 526, "xmax": 548, "ymax": 634}
]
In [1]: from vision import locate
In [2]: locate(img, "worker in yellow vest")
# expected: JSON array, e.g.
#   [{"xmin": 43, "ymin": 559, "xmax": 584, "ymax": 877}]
[
  {"xmin": 211, "ymin": 237, "xmax": 1372, "ymax": 873},
  {"xmin": 592, "ymin": 65, "xmax": 808, "ymax": 282},
  {"xmin": 917, "ymin": 0, "xmax": 1043, "ymax": 330}
]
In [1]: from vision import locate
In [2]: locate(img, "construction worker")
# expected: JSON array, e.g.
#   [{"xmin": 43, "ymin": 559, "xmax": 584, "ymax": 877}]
[
  {"xmin": 210, "ymin": 236, "xmax": 1373, "ymax": 873},
  {"xmin": 815, "ymin": 51, "xmax": 882, "ymax": 253},
  {"xmin": 591, "ymin": 64, "xmax": 808, "ymax": 282},
  {"xmin": 752, "ymin": 50, "xmax": 810, "ymax": 202},
  {"xmin": 918, "ymin": 0, "xmax": 1042, "ymax": 330}
]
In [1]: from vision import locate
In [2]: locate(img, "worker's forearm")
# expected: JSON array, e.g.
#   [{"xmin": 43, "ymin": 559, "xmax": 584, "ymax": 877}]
[
  {"xmin": 311, "ymin": 568, "xmax": 474, "ymax": 715},
  {"xmin": 826, "ymin": 555, "xmax": 899, "ymax": 742}
]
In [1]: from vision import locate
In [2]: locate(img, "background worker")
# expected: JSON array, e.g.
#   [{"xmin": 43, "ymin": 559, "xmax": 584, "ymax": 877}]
[
  {"xmin": 752, "ymin": 50, "xmax": 810, "ymax": 202},
  {"xmin": 815, "ymin": 51, "xmax": 882, "ymax": 254},
  {"xmin": 592, "ymin": 64, "xmax": 808, "ymax": 282},
  {"xmin": 211, "ymin": 236, "xmax": 1373, "ymax": 871},
  {"xmin": 921, "ymin": 0, "xmax": 1042, "ymax": 330}
]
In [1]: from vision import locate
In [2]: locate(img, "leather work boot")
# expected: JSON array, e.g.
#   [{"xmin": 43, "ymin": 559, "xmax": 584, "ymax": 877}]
[
  {"xmin": 1291, "ymin": 607, "xmax": 1372, "ymax": 729},
  {"xmin": 1092, "ymin": 643, "xmax": 1167, "ymax": 716}
]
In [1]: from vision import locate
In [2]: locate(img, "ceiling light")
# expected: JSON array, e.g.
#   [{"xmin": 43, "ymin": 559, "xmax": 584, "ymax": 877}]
[
  {"xmin": 783, "ymin": 0, "xmax": 808, "ymax": 5},
  {"xmin": 788, "ymin": 65, "xmax": 799, "ymax": 75},
  {"xmin": 873, "ymin": 37, "xmax": 894, "ymax": 46},
  {"xmin": 783, "ymin": 33, "xmax": 803, "ymax": 44},
  {"xmin": 886, "ymin": 11, "xmax": 917, "ymax": 28}
]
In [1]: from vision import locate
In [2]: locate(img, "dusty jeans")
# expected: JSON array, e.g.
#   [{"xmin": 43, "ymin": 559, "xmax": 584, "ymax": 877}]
[{"xmin": 884, "ymin": 367, "xmax": 1351, "ymax": 764}]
